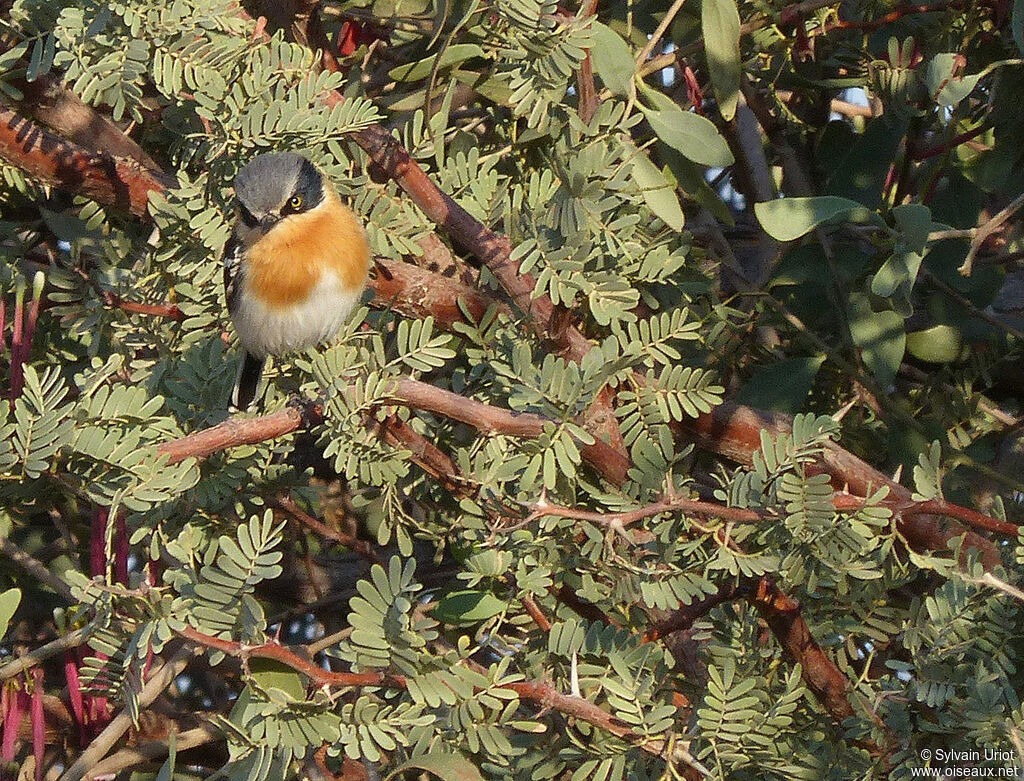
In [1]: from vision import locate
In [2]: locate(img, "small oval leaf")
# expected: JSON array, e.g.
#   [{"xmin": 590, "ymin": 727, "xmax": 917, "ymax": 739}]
[
  {"xmin": 630, "ymin": 150, "xmax": 685, "ymax": 230},
  {"xmin": 0, "ymin": 588, "xmax": 20, "ymax": 639},
  {"xmin": 388, "ymin": 753, "xmax": 485, "ymax": 781},
  {"xmin": 702, "ymin": 0, "xmax": 741, "ymax": 121},
  {"xmin": 590, "ymin": 21, "xmax": 635, "ymax": 96},
  {"xmin": 433, "ymin": 590, "xmax": 507, "ymax": 626},
  {"xmin": 755, "ymin": 196, "xmax": 873, "ymax": 241},
  {"xmin": 645, "ymin": 107, "xmax": 734, "ymax": 167}
]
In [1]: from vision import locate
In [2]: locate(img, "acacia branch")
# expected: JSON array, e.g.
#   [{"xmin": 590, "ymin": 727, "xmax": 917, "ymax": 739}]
[
  {"xmin": 0, "ymin": 107, "xmax": 174, "ymax": 218},
  {"xmin": 961, "ymin": 190, "xmax": 1024, "ymax": 276},
  {"xmin": 535, "ymin": 489, "xmax": 1016, "ymax": 537},
  {"xmin": 156, "ymin": 375, "xmax": 630, "ymax": 484},
  {"xmin": 177, "ymin": 626, "xmax": 706, "ymax": 769},
  {"xmin": 157, "ymin": 404, "xmax": 314, "ymax": 464},
  {"xmin": 372, "ymin": 256, "xmax": 510, "ymax": 329},
  {"xmin": 9, "ymin": 81, "xmax": 160, "ymax": 173},
  {"xmin": 528, "ymin": 496, "xmax": 770, "ymax": 527},
  {"xmin": 680, "ymin": 402, "xmax": 1005, "ymax": 570},
  {"xmin": 85, "ymin": 723, "xmax": 222, "ymax": 779},
  {"xmin": 746, "ymin": 578, "xmax": 877, "ymax": 740},
  {"xmin": 0, "ymin": 622, "xmax": 96, "ymax": 682},
  {"xmin": 376, "ymin": 412, "xmax": 467, "ymax": 492},
  {"xmin": 101, "ymin": 291, "xmax": 186, "ymax": 322},
  {"xmin": 0, "ymin": 536, "xmax": 75, "ymax": 603},
  {"xmin": 829, "ymin": 1, "xmax": 951, "ymax": 31},
  {"xmin": 272, "ymin": 495, "xmax": 381, "ymax": 565},
  {"xmin": 643, "ymin": 583, "xmax": 743, "ymax": 642}
]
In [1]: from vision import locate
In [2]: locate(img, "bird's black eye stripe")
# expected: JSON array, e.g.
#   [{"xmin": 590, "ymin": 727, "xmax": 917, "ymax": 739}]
[
  {"xmin": 280, "ymin": 158, "xmax": 324, "ymax": 216},
  {"xmin": 239, "ymin": 202, "xmax": 259, "ymax": 228}
]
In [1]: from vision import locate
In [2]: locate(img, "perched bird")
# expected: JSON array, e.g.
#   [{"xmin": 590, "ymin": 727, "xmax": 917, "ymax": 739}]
[{"xmin": 223, "ymin": 152, "xmax": 370, "ymax": 410}]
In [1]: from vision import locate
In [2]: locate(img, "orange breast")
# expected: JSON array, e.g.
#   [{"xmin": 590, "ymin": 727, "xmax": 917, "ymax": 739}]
[{"xmin": 245, "ymin": 193, "xmax": 370, "ymax": 309}]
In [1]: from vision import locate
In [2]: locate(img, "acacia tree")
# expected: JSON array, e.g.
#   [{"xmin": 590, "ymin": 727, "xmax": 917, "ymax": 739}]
[{"xmin": 0, "ymin": 0, "xmax": 1022, "ymax": 778}]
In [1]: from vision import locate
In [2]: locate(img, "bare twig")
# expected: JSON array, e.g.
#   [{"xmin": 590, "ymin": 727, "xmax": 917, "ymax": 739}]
[
  {"xmin": 0, "ymin": 537, "xmax": 75, "ymax": 603},
  {"xmin": 961, "ymin": 191, "xmax": 1024, "ymax": 275},
  {"xmin": 527, "ymin": 495, "xmax": 770, "ymax": 527},
  {"xmin": 522, "ymin": 595, "xmax": 552, "ymax": 632},
  {"xmin": 635, "ymin": 0, "xmax": 689, "ymax": 67},
  {"xmin": 0, "ymin": 622, "xmax": 96, "ymax": 682},
  {"xmin": 85, "ymin": 722, "xmax": 222, "ymax": 778},
  {"xmin": 638, "ymin": 0, "xmax": 842, "ymax": 78},
  {"xmin": 272, "ymin": 495, "xmax": 381, "ymax": 564},
  {"xmin": 573, "ymin": 0, "xmax": 601, "ymax": 123}
]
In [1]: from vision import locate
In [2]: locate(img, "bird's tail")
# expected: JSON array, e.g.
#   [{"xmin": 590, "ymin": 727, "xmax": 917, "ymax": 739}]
[{"xmin": 231, "ymin": 352, "xmax": 266, "ymax": 412}]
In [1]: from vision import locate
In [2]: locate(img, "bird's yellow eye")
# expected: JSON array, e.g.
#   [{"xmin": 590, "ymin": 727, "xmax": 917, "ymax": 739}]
[{"xmin": 288, "ymin": 194, "xmax": 303, "ymax": 210}]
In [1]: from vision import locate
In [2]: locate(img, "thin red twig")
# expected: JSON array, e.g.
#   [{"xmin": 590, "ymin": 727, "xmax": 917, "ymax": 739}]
[
  {"xmin": 177, "ymin": 626, "xmax": 678, "ymax": 758},
  {"xmin": 272, "ymin": 495, "xmax": 381, "ymax": 565}
]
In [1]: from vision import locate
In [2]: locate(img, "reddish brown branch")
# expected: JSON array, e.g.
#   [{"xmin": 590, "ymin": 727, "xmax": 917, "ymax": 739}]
[
  {"xmin": 272, "ymin": 495, "xmax": 381, "ymax": 564},
  {"xmin": 156, "ymin": 377, "xmax": 629, "ymax": 485},
  {"xmin": 680, "ymin": 402, "xmax": 1004, "ymax": 569},
  {"xmin": 522, "ymin": 595, "xmax": 552, "ymax": 632},
  {"xmin": 536, "ymin": 489, "xmax": 1015, "ymax": 537},
  {"xmin": 157, "ymin": 405, "xmax": 315, "ymax": 464},
  {"xmin": 529, "ymin": 496, "xmax": 770, "ymax": 527},
  {"xmin": 0, "ymin": 107, "xmax": 174, "ymax": 218},
  {"xmin": 832, "ymin": 494, "xmax": 1019, "ymax": 537},
  {"xmin": 747, "ymin": 578, "xmax": 862, "ymax": 724},
  {"xmin": 10, "ymin": 78, "xmax": 160, "ymax": 173},
  {"xmin": 392, "ymin": 377, "xmax": 629, "ymax": 483},
  {"xmin": 375, "ymin": 412, "xmax": 473, "ymax": 499},
  {"xmin": 911, "ymin": 124, "xmax": 991, "ymax": 161},
  {"xmin": 372, "ymin": 257, "xmax": 509, "ymax": 329},
  {"xmin": 643, "ymin": 583, "xmax": 743, "ymax": 642},
  {"xmin": 103, "ymin": 292, "xmax": 185, "ymax": 322},
  {"xmin": 178, "ymin": 625, "xmax": 680, "ymax": 759},
  {"xmin": 550, "ymin": 584, "xmax": 618, "ymax": 627}
]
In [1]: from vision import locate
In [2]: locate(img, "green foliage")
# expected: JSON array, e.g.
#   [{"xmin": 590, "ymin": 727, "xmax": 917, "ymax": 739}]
[{"xmin": 1, "ymin": 0, "xmax": 1023, "ymax": 778}]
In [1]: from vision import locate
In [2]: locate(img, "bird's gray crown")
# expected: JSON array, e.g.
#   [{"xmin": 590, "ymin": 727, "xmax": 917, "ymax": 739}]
[{"xmin": 234, "ymin": 152, "xmax": 317, "ymax": 214}]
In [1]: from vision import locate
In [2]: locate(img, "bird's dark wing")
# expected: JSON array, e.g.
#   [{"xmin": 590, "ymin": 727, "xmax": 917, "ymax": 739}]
[{"xmin": 222, "ymin": 234, "xmax": 244, "ymax": 315}]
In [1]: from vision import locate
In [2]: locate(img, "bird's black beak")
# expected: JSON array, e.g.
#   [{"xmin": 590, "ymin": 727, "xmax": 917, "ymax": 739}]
[{"xmin": 258, "ymin": 212, "xmax": 280, "ymax": 232}]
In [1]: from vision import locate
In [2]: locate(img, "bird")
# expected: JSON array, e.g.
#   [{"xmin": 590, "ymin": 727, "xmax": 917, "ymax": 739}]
[{"xmin": 223, "ymin": 152, "xmax": 370, "ymax": 410}]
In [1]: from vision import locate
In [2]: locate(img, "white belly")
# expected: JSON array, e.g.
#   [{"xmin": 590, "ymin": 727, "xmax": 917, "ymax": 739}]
[{"xmin": 232, "ymin": 271, "xmax": 362, "ymax": 358}]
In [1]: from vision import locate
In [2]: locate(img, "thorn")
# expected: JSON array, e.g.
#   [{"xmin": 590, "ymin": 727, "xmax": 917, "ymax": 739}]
[
  {"xmin": 832, "ymin": 396, "xmax": 858, "ymax": 422},
  {"xmin": 570, "ymin": 651, "xmax": 580, "ymax": 698}
]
